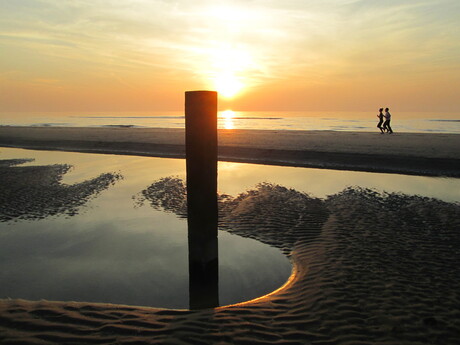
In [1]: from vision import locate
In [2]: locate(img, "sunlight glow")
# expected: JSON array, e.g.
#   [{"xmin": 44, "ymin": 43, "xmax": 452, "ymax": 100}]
[
  {"xmin": 207, "ymin": 6, "xmax": 251, "ymax": 22},
  {"xmin": 220, "ymin": 109, "xmax": 235, "ymax": 129},
  {"xmin": 215, "ymin": 73, "xmax": 243, "ymax": 98},
  {"xmin": 185, "ymin": 4, "xmax": 268, "ymax": 99},
  {"xmin": 209, "ymin": 47, "xmax": 253, "ymax": 98},
  {"xmin": 221, "ymin": 110, "xmax": 235, "ymax": 119},
  {"xmin": 2, "ymin": 2, "xmax": 458, "ymax": 112},
  {"xmin": 205, "ymin": 5, "xmax": 261, "ymax": 33}
]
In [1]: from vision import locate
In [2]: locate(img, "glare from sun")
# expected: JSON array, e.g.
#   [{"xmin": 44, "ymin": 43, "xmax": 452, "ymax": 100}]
[
  {"xmin": 206, "ymin": 44, "xmax": 253, "ymax": 98},
  {"xmin": 221, "ymin": 110, "xmax": 235, "ymax": 119},
  {"xmin": 193, "ymin": 5, "xmax": 264, "ymax": 98},
  {"xmin": 220, "ymin": 110, "xmax": 235, "ymax": 129},
  {"xmin": 215, "ymin": 73, "xmax": 243, "ymax": 98}
]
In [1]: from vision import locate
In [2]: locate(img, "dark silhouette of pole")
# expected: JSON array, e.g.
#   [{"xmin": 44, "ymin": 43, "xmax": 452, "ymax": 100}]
[{"xmin": 185, "ymin": 90, "xmax": 219, "ymax": 309}]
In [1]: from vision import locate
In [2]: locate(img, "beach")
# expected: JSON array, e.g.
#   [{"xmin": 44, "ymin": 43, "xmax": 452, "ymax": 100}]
[
  {"xmin": 1, "ymin": 126, "xmax": 460, "ymax": 176},
  {"xmin": 1, "ymin": 127, "xmax": 460, "ymax": 345}
]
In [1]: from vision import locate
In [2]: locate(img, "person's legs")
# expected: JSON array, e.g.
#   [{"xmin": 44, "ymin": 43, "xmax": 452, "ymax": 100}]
[
  {"xmin": 387, "ymin": 121, "xmax": 393, "ymax": 133},
  {"xmin": 383, "ymin": 120, "xmax": 389, "ymax": 132}
]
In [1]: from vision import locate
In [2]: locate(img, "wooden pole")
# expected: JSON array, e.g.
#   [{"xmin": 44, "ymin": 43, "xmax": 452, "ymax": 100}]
[{"xmin": 185, "ymin": 90, "xmax": 219, "ymax": 309}]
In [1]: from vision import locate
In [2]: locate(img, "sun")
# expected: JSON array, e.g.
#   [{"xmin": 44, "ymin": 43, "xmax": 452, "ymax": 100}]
[
  {"xmin": 205, "ymin": 44, "xmax": 253, "ymax": 99},
  {"xmin": 214, "ymin": 73, "xmax": 243, "ymax": 98}
]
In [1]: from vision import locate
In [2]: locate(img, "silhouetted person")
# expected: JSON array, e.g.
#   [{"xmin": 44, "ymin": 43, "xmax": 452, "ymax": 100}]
[
  {"xmin": 383, "ymin": 107, "xmax": 393, "ymax": 134},
  {"xmin": 377, "ymin": 108, "xmax": 385, "ymax": 134}
]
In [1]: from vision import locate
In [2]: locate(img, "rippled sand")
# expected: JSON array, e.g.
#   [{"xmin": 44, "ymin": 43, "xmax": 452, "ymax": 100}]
[
  {"xmin": 1, "ymin": 165, "xmax": 459, "ymax": 344},
  {"xmin": 0, "ymin": 159, "xmax": 121, "ymax": 222}
]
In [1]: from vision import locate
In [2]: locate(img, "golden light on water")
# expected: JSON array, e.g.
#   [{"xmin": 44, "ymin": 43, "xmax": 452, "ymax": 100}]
[
  {"xmin": 221, "ymin": 110, "xmax": 235, "ymax": 118},
  {"xmin": 220, "ymin": 109, "xmax": 235, "ymax": 129}
]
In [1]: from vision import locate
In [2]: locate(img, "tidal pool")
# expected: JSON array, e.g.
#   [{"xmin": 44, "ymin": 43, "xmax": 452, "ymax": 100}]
[
  {"xmin": 0, "ymin": 147, "xmax": 459, "ymax": 310},
  {"xmin": 0, "ymin": 148, "xmax": 292, "ymax": 309}
]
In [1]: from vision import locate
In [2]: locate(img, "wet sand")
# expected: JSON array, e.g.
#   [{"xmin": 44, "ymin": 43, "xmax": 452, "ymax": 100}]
[
  {"xmin": 1, "ymin": 128, "xmax": 460, "ymax": 344},
  {"xmin": 1, "ymin": 126, "xmax": 460, "ymax": 176}
]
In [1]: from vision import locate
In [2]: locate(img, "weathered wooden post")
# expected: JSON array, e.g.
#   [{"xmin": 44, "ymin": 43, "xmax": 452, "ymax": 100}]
[{"xmin": 185, "ymin": 90, "xmax": 219, "ymax": 309}]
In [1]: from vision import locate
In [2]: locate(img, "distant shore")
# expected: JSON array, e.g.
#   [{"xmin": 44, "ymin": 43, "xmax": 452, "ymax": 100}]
[{"xmin": 1, "ymin": 126, "xmax": 459, "ymax": 177}]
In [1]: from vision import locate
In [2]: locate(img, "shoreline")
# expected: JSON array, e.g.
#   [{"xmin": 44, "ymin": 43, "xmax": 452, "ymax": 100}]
[{"xmin": 1, "ymin": 126, "xmax": 460, "ymax": 177}]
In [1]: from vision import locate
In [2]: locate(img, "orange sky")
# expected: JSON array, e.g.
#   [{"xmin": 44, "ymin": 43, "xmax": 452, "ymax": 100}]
[{"xmin": 1, "ymin": 1, "xmax": 459, "ymax": 112}]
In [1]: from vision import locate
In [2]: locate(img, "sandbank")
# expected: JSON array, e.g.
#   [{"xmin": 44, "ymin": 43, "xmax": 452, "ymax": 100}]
[{"xmin": 0, "ymin": 126, "xmax": 459, "ymax": 177}]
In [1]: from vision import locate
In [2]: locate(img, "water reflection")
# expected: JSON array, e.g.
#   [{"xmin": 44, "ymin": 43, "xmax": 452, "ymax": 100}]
[
  {"xmin": 0, "ymin": 157, "xmax": 292, "ymax": 309},
  {"xmin": 220, "ymin": 110, "xmax": 235, "ymax": 129},
  {"xmin": 0, "ymin": 159, "xmax": 121, "ymax": 222},
  {"xmin": 137, "ymin": 178, "xmax": 329, "ymax": 256},
  {"xmin": 1, "ymin": 148, "xmax": 459, "ymax": 310},
  {"xmin": 2, "ymin": 147, "xmax": 458, "ymax": 203},
  {"xmin": 217, "ymin": 162, "xmax": 460, "ymax": 203}
]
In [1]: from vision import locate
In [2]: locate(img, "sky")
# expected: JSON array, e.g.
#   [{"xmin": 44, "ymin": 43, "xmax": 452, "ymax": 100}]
[{"xmin": 1, "ymin": 0, "xmax": 459, "ymax": 112}]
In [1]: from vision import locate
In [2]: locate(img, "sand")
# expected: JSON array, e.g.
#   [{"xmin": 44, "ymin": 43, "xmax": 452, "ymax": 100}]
[
  {"xmin": 1, "ymin": 126, "xmax": 460, "ymax": 176},
  {"xmin": 1, "ymin": 127, "xmax": 460, "ymax": 344}
]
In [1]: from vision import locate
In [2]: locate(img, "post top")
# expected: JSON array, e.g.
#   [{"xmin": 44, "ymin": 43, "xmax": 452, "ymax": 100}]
[{"xmin": 185, "ymin": 90, "xmax": 217, "ymax": 95}]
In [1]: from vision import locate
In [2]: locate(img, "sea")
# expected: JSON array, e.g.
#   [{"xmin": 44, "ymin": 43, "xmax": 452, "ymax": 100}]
[{"xmin": 1, "ymin": 111, "xmax": 459, "ymax": 134}]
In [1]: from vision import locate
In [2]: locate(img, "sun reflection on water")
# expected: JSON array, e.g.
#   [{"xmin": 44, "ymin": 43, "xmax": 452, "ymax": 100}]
[{"xmin": 220, "ymin": 109, "xmax": 235, "ymax": 129}]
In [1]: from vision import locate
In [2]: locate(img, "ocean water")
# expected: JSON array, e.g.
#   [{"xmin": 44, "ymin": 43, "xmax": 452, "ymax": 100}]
[{"xmin": 1, "ymin": 111, "xmax": 459, "ymax": 133}]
